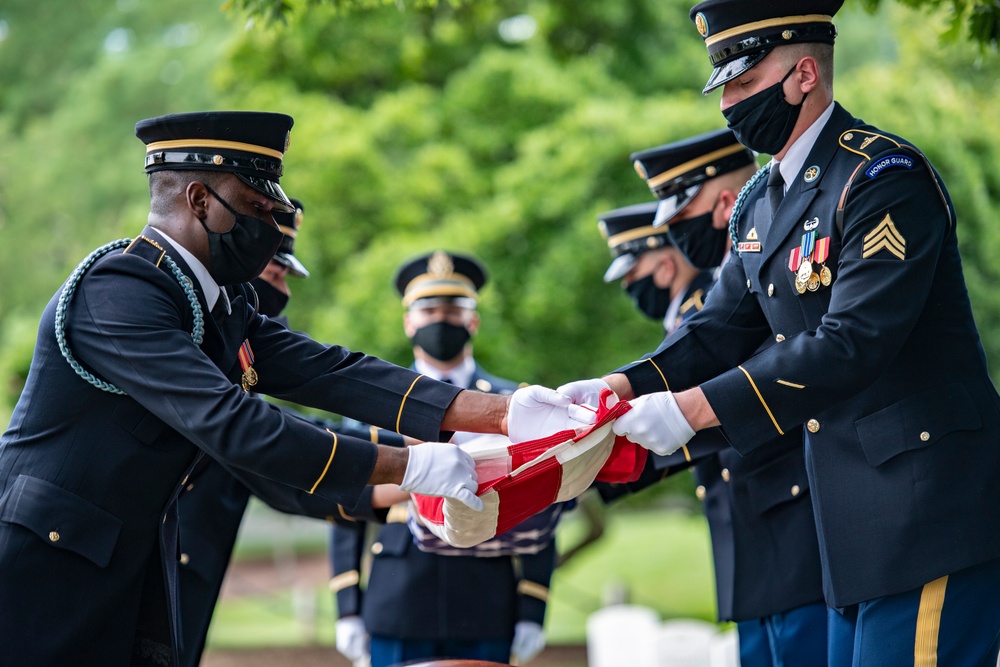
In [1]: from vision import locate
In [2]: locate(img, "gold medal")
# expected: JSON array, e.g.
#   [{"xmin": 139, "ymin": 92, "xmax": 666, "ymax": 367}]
[
  {"xmin": 797, "ymin": 259, "xmax": 813, "ymax": 283},
  {"xmin": 807, "ymin": 272, "xmax": 821, "ymax": 292},
  {"xmin": 796, "ymin": 279, "xmax": 807, "ymax": 294},
  {"xmin": 820, "ymin": 264, "xmax": 832, "ymax": 286},
  {"xmin": 241, "ymin": 367, "xmax": 258, "ymax": 392}
]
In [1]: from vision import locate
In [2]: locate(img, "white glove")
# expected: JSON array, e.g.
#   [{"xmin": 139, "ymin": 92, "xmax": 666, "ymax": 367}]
[
  {"xmin": 507, "ymin": 385, "xmax": 597, "ymax": 444},
  {"xmin": 335, "ymin": 616, "xmax": 370, "ymax": 663},
  {"xmin": 400, "ymin": 442, "xmax": 484, "ymax": 511},
  {"xmin": 612, "ymin": 392, "xmax": 695, "ymax": 456},
  {"xmin": 511, "ymin": 620, "xmax": 546, "ymax": 663},
  {"xmin": 556, "ymin": 378, "xmax": 615, "ymax": 409}
]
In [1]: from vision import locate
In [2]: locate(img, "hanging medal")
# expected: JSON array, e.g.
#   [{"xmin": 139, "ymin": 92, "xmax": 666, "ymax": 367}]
[
  {"xmin": 238, "ymin": 340, "xmax": 258, "ymax": 392},
  {"xmin": 814, "ymin": 236, "xmax": 832, "ymax": 286},
  {"xmin": 788, "ymin": 246, "xmax": 807, "ymax": 294}
]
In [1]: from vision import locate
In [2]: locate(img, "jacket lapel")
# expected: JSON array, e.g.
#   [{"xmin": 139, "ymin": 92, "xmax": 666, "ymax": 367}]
[{"xmin": 758, "ymin": 104, "xmax": 855, "ymax": 271}]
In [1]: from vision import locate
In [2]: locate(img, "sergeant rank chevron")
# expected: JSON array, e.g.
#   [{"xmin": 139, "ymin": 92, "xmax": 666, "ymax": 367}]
[{"xmin": 862, "ymin": 213, "xmax": 906, "ymax": 260}]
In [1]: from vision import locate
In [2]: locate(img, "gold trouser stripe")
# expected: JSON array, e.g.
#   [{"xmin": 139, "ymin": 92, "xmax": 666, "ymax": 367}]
[
  {"xmin": 517, "ymin": 579, "xmax": 549, "ymax": 602},
  {"xmin": 310, "ymin": 430, "xmax": 339, "ymax": 494},
  {"xmin": 329, "ymin": 570, "xmax": 361, "ymax": 592},
  {"xmin": 914, "ymin": 575, "xmax": 947, "ymax": 666},
  {"xmin": 396, "ymin": 376, "xmax": 423, "ymax": 433},
  {"xmin": 645, "ymin": 358, "xmax": 669, "ymax": 391},
  {"xmin": 705, "ymin": 14, "xmax": 833, "ymax": 47},
  {"xmin": 145, "ymin": 138, "xmax": 284, "ymax": 159},
  {"xmin": 737, "ymin": 365, "xmax": 784, "ymax": 435}
]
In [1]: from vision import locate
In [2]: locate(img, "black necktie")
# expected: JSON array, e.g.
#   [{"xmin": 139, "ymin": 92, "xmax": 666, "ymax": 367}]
[
  {"xmin": 210, "ymin": 299, "xmax": 227, "ymax": 328},
  {"xmin": 440, "ymin": 377, "xmax": 454, "ymax": 385},
  {"xmin": 767, "ymin": 164, "xmax": 785, "ymax": 219}
]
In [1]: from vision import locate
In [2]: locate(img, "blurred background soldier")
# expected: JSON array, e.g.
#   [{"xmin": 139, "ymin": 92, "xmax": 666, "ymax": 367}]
[
  {"xmin": 330, "ymin": 250, "xmax": 562, "ymax": 667},
  {"xmin": 599, "ymin": 201, "xmax": 713, "ymax": 334}
]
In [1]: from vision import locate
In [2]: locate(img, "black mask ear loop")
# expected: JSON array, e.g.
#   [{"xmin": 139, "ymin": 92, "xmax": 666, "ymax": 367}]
[{"xmin": 780, "ymin": 62, "xmax": 807, "ymax": 105}]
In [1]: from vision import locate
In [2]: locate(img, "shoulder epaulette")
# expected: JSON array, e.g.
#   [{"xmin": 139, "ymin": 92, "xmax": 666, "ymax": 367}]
[
  {"xmin": 837, "ymin": 129, "xmax": 901, "ymax": 161},
  {"xmin": 836, "ymin": 131, "xmax": 952, "ymax": 232}
]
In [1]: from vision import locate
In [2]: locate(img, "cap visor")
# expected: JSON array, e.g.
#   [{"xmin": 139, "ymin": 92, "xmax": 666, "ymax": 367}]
[
  {"xmin": 604, "ymin": 254, "xmax": 638, "ymax": 283},
  {"xmin": 235, "ymin": 173, "xmax": 295, "ymax": 213},
  {"xmin": 654, "ymin": 185, "xmax": 702, "ymax": 227},
  {"xmin": 702, "ymin": 50, "xmax": 770, "ymax": 94},
  {"xmin": 273, "ymin": 252, "xmax": 310, "ymax": 278}
]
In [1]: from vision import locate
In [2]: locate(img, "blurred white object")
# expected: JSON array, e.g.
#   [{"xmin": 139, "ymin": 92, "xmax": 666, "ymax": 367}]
[
  {"xmin": 587, "ymin": 604, "xmax": 661, "ymax": 667},
  {"xmin": 709, "ymin": 627, "xmax": 740, "ymax": 667},
  {"xmin": 656, "ymin": 619, "xmax": 716, "ymax": 667},
  {"xmin": 510, "ymin": 620, "xmax": 546, "ymax": 663}
]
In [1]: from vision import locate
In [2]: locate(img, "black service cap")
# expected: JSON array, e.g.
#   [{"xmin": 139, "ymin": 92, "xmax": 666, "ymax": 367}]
[
  {"xmin": 690, "ymin": 0, "xmax": 844, "ymax": 93},
  {"xmin": 597, "ymin": 201, "xmax": 670, "ymax": 282},
  {"xmin": 272, "ymin": 198, "xmax": 309, "ymax": 278},
  {"xmin": 135, "ymin": 110, "xmax": 295, "ymax": 212},
  {"xmin": 394, "ymin": 251, "xmax": 487, "ymax": 309}
]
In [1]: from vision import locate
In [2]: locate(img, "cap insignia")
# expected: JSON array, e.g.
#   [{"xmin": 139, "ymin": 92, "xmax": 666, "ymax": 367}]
[
  {"xmin": 782, "ymin": 29, "xmax": 794, "ymax": 40},
  {"xmin": 633, "ymin": 160, "xmax": 648, "ymax": 180},
  {"xmin": 284, "ymin": 131, "xmax": 291, "ymax": 153},
  {"xmin": 428, "ymin": 250, "xmax": 454, "ymax": 277},
  {"xmin": 705, "ymin": 165, "xmax": 718, "ymax": 177},
  {"xmin": 294, "ymin": 208, "xmax": 304, "ymax": 229},
  {"xmin": 212, "ymin": 154, "xmax": 224, "ymax": 165},
  {"xmin": 804, "ymin": 165, "xmax": 820, "ymax": 182},
  {"xmin": 695, "ymin": 12, "xmax": 709, "ymax": 38},
  {"xmin": 598, "ymin": 220, "xmax": 609, "ymax": 239}
]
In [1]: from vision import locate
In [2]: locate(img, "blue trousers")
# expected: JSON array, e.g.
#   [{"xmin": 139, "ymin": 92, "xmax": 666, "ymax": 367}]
[
  {"xmin": 828, "ymin": 557, "xmax": 1000, "ymax": 667},
  {"xmin": 369, "ymin": 634, "xmax": 511, "ymax": 667},
  {"xmin": 738, "ymin": 601, "xmax": 829, "ymax": 667}
]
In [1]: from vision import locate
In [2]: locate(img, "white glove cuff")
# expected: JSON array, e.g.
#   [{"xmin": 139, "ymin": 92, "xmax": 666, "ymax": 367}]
[{"xmin": 661, "ymin": 392, "xmax": 696, "ymax": 442}]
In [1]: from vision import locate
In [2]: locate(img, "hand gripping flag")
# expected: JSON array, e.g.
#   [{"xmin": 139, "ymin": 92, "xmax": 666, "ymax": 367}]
[{"xmin": 412, "ymin": 391, "xmax": 645, "ymax": 548}]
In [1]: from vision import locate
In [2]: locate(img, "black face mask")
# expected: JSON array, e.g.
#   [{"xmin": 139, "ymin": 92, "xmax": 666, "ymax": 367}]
[
  {"xmin": 411, "ymin": 321, "xmax": 471, "ymax": 363},
  {"xmin": 668, "ymin": 211, "xmax": 729, "ymax": 270},
  {"xmin": 250, "ymin": 277, "xmax": 290, "ymax": 318},
  {"xmin": 201, "ymin": 185, "xmax": 284, "ymax": 286},
  {"xmin": 722, "ymin": 64, "xmax": 806, "ymax": 156},
  {"xmin": 625, "ymin": 274, "xmax": 672, "ymax": 321}
]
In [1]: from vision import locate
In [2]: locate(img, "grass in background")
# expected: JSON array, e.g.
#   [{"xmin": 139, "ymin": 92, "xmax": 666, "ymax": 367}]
[{"xmin": 207, "ymin": 502, "xmax": 718, "ymax": 649}]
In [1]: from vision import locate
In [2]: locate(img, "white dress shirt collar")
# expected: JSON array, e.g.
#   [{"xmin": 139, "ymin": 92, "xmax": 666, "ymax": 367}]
[
  {"xmin": 775, "ymin": 101, "xmax": 836, "ymax": 192},
  {"xmin": 155, "ymin": 229, "xmax": 229, "ymax": 314},
  {"xmin": 414, "ymin": 355, "xmax": 475, "ymax": 389}
]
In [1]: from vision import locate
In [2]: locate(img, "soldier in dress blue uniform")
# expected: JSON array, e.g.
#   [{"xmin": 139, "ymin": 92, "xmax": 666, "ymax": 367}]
[
  {"xmin": 0, "ymin": 111, "xmax": 536, "ymax": 665},
  {"xmin": 330, "ymin": 251, "xmax": 561, "ymax": 667},
  {"xmin": 598, "ymin": 201, "xmax": 714, "ymax": 334},
  {"xmin": 551, "ymin": 3, "xmax": 1000, "ymax": 664},
  {"xmin": 630, "ymin": 128, "xmax": 759, "ymax": 273},
  {"xmin": 592, "ymin": 137, "xmax": 827, "ymax": 666},
  {"xmin": 174, "ymin": 199, "xmax": 410, "ymax": 667}
]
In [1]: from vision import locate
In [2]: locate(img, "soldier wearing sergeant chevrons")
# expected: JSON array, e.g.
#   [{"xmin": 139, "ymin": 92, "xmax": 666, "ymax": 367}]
[
  {"xmin": 552, "ymin": 2, "xmax": 1000, "ymax": 663},
  {"xmin": 590, "ymin": 135, "xmax": 827, "ymax": 666}
]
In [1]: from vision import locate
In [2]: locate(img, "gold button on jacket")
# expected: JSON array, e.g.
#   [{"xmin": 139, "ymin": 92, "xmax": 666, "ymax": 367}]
[{"xmin": 807, "ymin": 419, "xmax": 820, "ymax": 433}]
